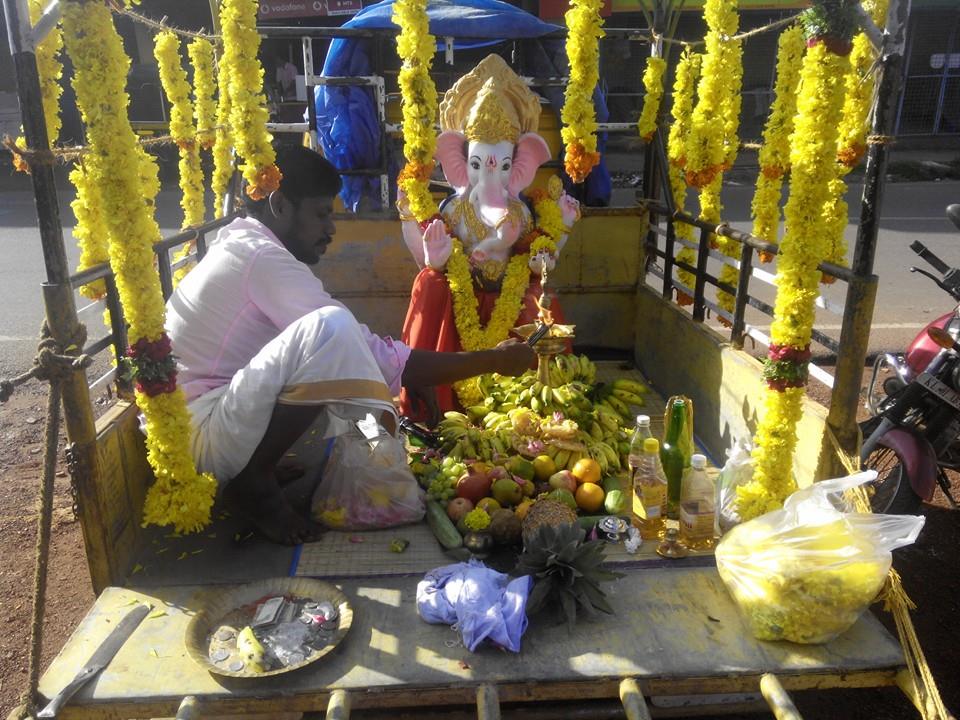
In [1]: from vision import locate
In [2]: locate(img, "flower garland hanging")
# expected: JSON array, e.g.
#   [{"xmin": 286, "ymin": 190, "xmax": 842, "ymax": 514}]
[
  {"xmin": 822, "ymin": 0, "xmax": 888, "ymax": 279},
  {"xmin": 666, "ymin": 49, "xmax": 701, "ymax": 307},
  {"xmin": 741, "ymin": 16, "xmax": 853, "ymax": 521},
  {"xmin": 211, "ymin": 51, "xmax": 234, "ymax": 218},
  {"xmin": 561, "ymin": 0, "xmax": 604, "ymax": 183},
  {"xmin": 220, "ymin": 0, "xmax": 280, "ymax": 200},
  {"xmin": 636, "ymin": 55, "xmax": 666, "ymax": 143},
  {"xmin": 393, "ymin": 0, "xmax": 440, "ymax": 221},
  {"xmin": 155, "ymin": 31, "xmax": 205, "ymax": 229},
  {"xmin": 12, "ymin": 0, "xmax": 63, "ymax": 173},
  {"xmin": 684, "ymin": 0, "xmax": 740, "ymax": 191},
  {"xmin": 685, "ymin": 0, "xmax": 742, "ymax": 325},
  {"xmin": 62, "ymin": 1, "xmax": 216, "ymax": 534},
  {"xmin": 189, "ymin": 38, "xmax": 217, "ymax": 149},
  {"xmin": 71, "ymin": 159, "xmax": 109, "ymax": 300},
  {"xmin": 751, "ymin": 24, "xmax": 805, "ymax": 262}
]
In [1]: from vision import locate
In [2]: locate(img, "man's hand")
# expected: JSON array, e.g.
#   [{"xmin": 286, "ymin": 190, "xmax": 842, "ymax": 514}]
[
  {"xmin": 405, "ymin": 384, "xmax": 441, "ymax": 427},
  {"xmin": 492, "ymin": 338, "xmax": 537, "ymax": 376}
]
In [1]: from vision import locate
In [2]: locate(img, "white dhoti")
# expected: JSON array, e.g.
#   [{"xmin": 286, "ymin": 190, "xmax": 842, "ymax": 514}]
[{"xmin": 188, "ymin": 306, "xmax": 397, "ymax": 481}]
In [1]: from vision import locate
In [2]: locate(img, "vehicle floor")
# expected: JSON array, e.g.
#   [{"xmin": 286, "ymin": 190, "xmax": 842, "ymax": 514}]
[{"xmin": 0, "ymin": 367, "xmax": 957, "ymax": 719}]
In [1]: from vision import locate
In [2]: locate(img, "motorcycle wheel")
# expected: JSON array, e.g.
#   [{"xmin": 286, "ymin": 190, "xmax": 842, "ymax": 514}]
[{"xmin": 861, "ymin": 442, "xmax": 924, "ymax": 514}]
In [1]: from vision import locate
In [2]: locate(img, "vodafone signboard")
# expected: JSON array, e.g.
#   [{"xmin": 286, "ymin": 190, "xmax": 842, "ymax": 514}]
[{"xmin": 258, "ymin": 0, "xmax": 362, "ymax": 19}]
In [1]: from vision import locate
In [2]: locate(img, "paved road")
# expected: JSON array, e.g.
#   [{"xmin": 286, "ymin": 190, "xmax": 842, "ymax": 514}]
[{"xmin": 0, "ymin": 180, "xmax": 958, "ymax": 377}]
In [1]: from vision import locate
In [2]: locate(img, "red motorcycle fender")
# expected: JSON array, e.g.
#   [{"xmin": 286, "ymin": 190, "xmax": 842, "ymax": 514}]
[{"xmin": 877, "ymin": 429, "xmax": 938, "ymax": 501}]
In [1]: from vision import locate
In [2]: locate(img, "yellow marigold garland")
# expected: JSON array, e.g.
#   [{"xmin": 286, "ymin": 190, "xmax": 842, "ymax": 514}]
[
  {"xmin": 684, "ymin": 0, "xmax": 742, "ymax": 323},
  {"xmin": 211, "ymin": 51, "xmax": 234, "ymax": 218},
  {"xmin": 155, "ymin": 31, "xmax": 205, "ymax": 229},
  {"xmin": 71, "ymin": 159, "xmax": 109, "ymax": 300},
  {"xmin": 561, "ymin": 0, "xmax": 604, "ymax": 183},
  {"xmin": 393, "ymin": 0, "xmax": 440, "ymax": 221},
  {"xmin": 220, "ymin": 0, "xmax": 280, "ymax": 200},
  {"xmin": 742, "ymin": 41, "xmax": 852, "ymax": 522},
  {"xmin": 636, "ymin": 55, "xmax": 666, "ymax": 143},
  {"xmin": 62, "ymin": 1, "xmax": 216, "ymax": 533},
  {"xmin": 188, "ymin": 38, "xmax": 217, "ymax": 149},
  {"xmin": 12, "ymin": 0, "xmax": 63, "ymax": 173},
  {"xmin": 751, "ymin": 24, "xmax": 805, "ymax": 260},
  {"xmin": 824, "ymin": 0, "xmax": 888, "ymax": 278},
  {"xmin": 685, "ymin": 0, "xmax": 740, "ymax": 190},
  {"xmin": 666, "ymin": 49, "xmax": 701, "ymax": 307}
]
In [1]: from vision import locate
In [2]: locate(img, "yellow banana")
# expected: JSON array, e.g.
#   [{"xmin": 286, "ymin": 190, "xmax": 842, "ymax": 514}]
[
  {"xmin": 611, "ymin": 388, "xmax": 646, "ymax": 407},
  {"xmin": 554, "ymin": 449, "xmax": 571, "ymax": 469},
  {"xmin": 443, "ymin": 411, "xmax": 470, "ymax": 423},
  {"xmin": 602, "ymin": 395, "xmax": 630, "ymax": 418},
  {"xmin": 611, "ymin": 377, "xmax": 648, "ymax": 395},
  {"xmin": 566, "ymin": 451, "xmax": 582, "ymax": 471},
  {"xmin": 589, "ymin": 420, "xmax": 604, "ymax": 441},
  {"xmin": 545, "ymin": 443, "xmax": 560, "ymax": 459},
  {"xmin": 237, "ymin": 626, "xmax": 268, "ymax": 673}
]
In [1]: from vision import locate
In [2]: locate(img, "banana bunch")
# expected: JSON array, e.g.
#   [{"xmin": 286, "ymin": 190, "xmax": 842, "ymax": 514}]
[{"xmin": 437, "ymin": 411, "xmax": 511, "ymax": 462}]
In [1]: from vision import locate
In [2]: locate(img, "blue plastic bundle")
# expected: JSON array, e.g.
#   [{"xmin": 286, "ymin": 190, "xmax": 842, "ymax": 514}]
[{"xmin": 416, "ymin": 559, "xmax": 533, "ymax": 652}]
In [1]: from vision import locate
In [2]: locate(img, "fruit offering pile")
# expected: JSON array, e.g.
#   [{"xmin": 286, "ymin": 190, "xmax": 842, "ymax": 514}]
[{"xmin": 408, "ymin": 356, "xmax": 647, "ymax": 549}]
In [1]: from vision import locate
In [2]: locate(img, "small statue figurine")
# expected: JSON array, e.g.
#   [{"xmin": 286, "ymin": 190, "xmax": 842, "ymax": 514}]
[{"xmin": 398, "ymin": 54, "xmax": 580, "ymax": 418}]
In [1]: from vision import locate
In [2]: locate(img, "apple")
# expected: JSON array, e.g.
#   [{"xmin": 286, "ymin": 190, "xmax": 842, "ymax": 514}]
[
  {"xmin": 548, "ymin": 470, "xmax": 577, "ymax": 493},
  {"xmin": 456, "ymin": 471, "xmax": 493, "ymax": 505},
  {"xmin": 446, "ymin": 497, "xmax": 473, "ymax": 522}
]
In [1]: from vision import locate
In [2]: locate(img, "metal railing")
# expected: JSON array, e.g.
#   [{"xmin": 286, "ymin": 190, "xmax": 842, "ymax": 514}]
[{"xmin": 638, "ymin": 131, "xmax": 872, "ymax": 390}]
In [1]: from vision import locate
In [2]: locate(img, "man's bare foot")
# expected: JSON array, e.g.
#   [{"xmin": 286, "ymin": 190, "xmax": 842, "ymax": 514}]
[{"xmin": 223, "ymin": 477, "xmax": 325, "ymax": 546}]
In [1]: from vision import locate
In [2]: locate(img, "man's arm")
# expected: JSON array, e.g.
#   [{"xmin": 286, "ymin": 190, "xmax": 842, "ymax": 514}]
[{"xmin": 401, "ymin": 340, "xmax": 535, "ymax": 388}]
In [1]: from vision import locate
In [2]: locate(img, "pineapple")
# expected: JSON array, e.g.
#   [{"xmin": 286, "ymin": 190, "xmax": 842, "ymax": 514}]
[
  {"xmin": 520, "ymin": 498, "xmax": 577, "ymax": 545},
  {"xmin": 516, "ymin": 520, "xmax": 622, "ymax": 629}
]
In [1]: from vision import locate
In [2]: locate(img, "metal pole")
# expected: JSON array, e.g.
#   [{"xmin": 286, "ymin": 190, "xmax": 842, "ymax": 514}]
[{"xmin": 818, "ymin": 0, "xmax": 910, "ymax": 480}]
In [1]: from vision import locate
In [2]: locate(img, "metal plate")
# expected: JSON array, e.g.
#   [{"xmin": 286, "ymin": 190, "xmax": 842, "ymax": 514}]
[{"xmin": 184, "ymin": 577, "xmax": 353, "ymax": 679}]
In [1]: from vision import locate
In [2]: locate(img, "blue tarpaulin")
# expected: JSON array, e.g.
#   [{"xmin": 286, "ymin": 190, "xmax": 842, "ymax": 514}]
[{"xmin": 315, "ymin": 0, "xmax": 611, "ymax": 211}]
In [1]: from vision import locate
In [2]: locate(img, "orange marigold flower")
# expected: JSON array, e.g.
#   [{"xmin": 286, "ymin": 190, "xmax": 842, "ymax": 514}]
[
  {"xmin": 246, "ymin": 163, "xmax": 282, "ymax": 200},
  {"xmin": 761, "ymin": 165, "xmax": 784, "ymax": 181},
  {"xmin": 676, "ymin": 290, "xmax": 694, "ymax": 307},
  {"xmin": 564, "ymin": 142, "xmax": 600, "ymax": 184},
  {"xmin": 837, "ymin": 144, "xmax": 866, "ymax": 168}
]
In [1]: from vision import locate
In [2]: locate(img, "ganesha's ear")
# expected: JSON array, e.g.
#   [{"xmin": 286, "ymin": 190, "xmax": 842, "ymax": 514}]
[
  {"xmin": 508, "ymin": 133, "xmax": 551, "ymax": 198},
  {"xmin": 435, "ymin": 131, "xmax": 469, "ymax": 191}
]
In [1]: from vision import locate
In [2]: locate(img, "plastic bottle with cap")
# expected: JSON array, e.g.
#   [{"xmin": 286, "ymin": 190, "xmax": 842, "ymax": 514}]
[
  {"xmin": 631, "ymin": 437, "xmax": 667, "ymax": 540},
  {"xmin": 679, "ymin": 453, "xmax": 716, "ymax": 549}
]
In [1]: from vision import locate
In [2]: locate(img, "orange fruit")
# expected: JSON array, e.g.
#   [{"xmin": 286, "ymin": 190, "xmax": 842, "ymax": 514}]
[
  {"xmin": 571, "ymin": 457, "xmax": 602, "ymax": 485},
  {"xmin": 575, "ymin": 482, "xmax": 605, "ymax": 513}
]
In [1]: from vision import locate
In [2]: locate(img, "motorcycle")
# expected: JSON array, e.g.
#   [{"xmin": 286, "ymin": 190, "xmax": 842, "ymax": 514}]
[{"xmin": 860, "ymin": 204, "xmax": 960, "ymax": 513}]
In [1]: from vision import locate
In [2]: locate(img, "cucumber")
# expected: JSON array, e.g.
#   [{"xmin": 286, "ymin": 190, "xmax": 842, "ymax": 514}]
[
  {"xmin": 426, "ymin": 499, "xmax": 463, "ymax": 549},
  {"xmin": 577, "ymin": 515, "xmax": 605, "ymax": 530}
]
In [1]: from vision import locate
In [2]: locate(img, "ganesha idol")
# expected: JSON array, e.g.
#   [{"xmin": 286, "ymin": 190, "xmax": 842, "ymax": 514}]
[{"xmin": 397, "ymin": 55, "xmax": 581, "ymax": 419}]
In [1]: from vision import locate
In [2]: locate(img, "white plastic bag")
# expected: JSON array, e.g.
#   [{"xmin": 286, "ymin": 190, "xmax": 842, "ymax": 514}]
[
  {"xmin": 310, "ymin": 418, "xmax": 425, "ymax": 530},
  {"xmin": 715, "ymin": 441, "xmax": 754, "ymax": 534},
  {"xmin": 715, "ymin": 471, "xmax": 924, "ymax": 644}
]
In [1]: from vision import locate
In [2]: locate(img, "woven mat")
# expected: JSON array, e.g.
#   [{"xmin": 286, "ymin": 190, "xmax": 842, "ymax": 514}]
[{"xmin": 292, "ymin": 361, "xmax": 714, "ymax": 579}]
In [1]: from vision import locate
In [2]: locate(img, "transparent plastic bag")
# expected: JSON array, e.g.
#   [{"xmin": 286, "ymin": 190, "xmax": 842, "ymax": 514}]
[
  {"xmin": 715, "ymin": 441, "xmax": 754, "ymax": 535},
  {"xmin": 310, "ymin": 420, "xmax": 425, "ymax": 530},
  {"xmin": 715, "ymin": 471, "xmax": 924, "ymax": 644}
]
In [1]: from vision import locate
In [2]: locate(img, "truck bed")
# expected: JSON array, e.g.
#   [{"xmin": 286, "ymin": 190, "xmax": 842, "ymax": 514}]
[{"xmin": 38, "ymin": 362, "xmax": 907, "ymax": 717}]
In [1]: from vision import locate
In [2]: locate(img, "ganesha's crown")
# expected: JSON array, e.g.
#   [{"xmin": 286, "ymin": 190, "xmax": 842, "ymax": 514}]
[
  {"xmin": 465, "ymin": 79, "xmax": 519, "ymax": 143},
  {"xmin": 440, "ymin": 54, "xmax": 541, "ymax": 140}
]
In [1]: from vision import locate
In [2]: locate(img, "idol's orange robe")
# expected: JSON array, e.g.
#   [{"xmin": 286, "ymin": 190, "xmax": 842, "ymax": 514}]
[{"xmin": 399, "ymin": 260, "xmax": 567, "ymax": 422}]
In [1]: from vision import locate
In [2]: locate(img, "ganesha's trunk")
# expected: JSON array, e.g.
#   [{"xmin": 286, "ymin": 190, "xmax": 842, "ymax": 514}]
[{"xmin": 474, "ymin": 180, "xmax": 508, "ymax": 228}]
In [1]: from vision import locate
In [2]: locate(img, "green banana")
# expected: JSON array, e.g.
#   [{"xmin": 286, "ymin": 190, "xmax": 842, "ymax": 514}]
[
  {"xmin": 611, "ymin": 377, "xmax": 648, "ymax": 395},
  {"xmin": 611, "ymin": 388, "xmax": 646, "ymax": 407}
]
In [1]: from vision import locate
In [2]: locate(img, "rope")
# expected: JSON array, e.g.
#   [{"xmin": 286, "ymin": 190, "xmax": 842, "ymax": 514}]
[
  {"xmin": 4, "ymin": 126, "xmax": 224, "ymax": 166},
  {"xmin": 659, "ymin": 14, "xmax": 801, "ymax": 49},
  {"xmin": 825, "ymin": 424, "xmax": 952, "ymax": 720},
  {"xmin": 2, "ymin": 322, "xmax": 92, "ymax": 719},
  {"xmin": 866, "ymin": 134, "xmax": 897, "ymax": 146},
  {"xmin": 107, "ymin": 0, "xmax": 219, "ymax": 42},
  {"xmin": 2, "ymin": 136, "xmax": 56, "ymax": 170}
]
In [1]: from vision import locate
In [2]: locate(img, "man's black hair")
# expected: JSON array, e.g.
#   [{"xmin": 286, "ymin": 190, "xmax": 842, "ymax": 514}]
[{"xmin": 244, "ymin": 145, "xmax": 342, "ymax": 215}]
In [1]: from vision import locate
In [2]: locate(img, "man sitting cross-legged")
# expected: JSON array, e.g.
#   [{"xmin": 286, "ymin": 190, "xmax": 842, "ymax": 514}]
[{"xmin": 166, "ymin": 145, "xmax": 535, "ymax": 544}]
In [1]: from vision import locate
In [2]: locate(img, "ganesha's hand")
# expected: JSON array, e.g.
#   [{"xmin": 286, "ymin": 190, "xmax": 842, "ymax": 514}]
[
  {"xmin": 396, "ymin": 188, "xmax": 415, "ymax": 222},
  {"xmin": 423, "ymin": 218, "xmax": 452, "ymax": 270},
  {"xmin": 528, "ymin": 251, "xmax": 557, "ymax": 275},
  {"xmin": 559, "ymin": 192, "xmax": 581, "ymax": 229}
]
